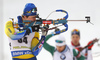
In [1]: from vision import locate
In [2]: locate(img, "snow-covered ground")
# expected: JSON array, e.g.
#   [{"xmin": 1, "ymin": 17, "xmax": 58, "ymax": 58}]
[{"xmin": 1, "ymin": 0, "xmax": 100, "ymax": 60}]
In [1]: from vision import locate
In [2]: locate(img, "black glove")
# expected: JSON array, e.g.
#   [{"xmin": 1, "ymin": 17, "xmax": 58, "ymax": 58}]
[
  {"xmin": 31, "ymin": 25, "xmax": 40, "ymax": 32},
  {"xmin": 26, "ymin": 25, "xmax": 40, "ymax": 35},
  {"xmin": 41, "ymin": 24, "xmax": 49, "ymax": 36}
]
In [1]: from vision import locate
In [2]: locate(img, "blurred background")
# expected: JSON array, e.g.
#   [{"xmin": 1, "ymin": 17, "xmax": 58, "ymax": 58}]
[{"xmin": 0, "ymin": 0, "xmax": 100, "ymax": 60}]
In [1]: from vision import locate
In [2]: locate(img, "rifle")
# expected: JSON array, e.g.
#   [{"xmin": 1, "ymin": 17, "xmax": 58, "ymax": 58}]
[
  {"xmin": 10, "ymin": 10, "xmax": 93, "ymax": 31},
  {"xmin": 77, "ymin": 38, "xmax": 99, "ymax": 52}
]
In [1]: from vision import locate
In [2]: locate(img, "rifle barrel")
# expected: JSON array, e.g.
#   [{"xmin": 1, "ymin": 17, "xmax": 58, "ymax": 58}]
[{"xmin": 67, "ymin": 20, "xmax": 87, "ymax": 21}]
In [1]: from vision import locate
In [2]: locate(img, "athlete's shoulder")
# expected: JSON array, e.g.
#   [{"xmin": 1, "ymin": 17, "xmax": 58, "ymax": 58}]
[
  {"xmin": 5, "ymin": 21, "xmax": 15, "ymax": 38},
  {"xmin": 5, "ymin": 21, "xmax": 13, "ymax": 28}
]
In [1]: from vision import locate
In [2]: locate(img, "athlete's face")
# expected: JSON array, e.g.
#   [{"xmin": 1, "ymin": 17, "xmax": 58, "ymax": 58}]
[
  {"xmin": 23, "ymin": 15, "xmax": 36, "ymax": 21},
  {"xmin": 56, "ymin": 45, "xmax": 66, "ymax": 52},
  {"xmin": 71, "ymin": 34, "xmax": 80, "ymax": 45}
]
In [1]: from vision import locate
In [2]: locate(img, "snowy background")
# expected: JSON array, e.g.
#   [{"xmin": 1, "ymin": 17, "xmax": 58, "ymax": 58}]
[{"xmin": 0, "ymin": 0, "xmax": 100, "ymax": 60}]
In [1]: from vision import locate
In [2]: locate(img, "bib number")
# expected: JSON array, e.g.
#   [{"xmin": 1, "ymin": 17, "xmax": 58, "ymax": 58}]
[{"xmin": 18, "ymin": 37, "xmax": 28, "ymax": 44}]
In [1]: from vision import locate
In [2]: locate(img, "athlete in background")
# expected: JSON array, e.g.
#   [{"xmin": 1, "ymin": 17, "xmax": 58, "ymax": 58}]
[
  {"xmin": 43, "ymin": 28, "xmax": 85, "ymax": 60},
  {"xmin": 70, "ymin": 29, "xmax": 95, "ymax": 60}
]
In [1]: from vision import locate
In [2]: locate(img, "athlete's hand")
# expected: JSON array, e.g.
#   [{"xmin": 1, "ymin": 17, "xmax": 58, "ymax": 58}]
[
  {"xmin": 31, "ymin": 25, "xmax": 40, "ymax": 32},
  {"xmin": 41, "ymin": 24, "xmax": 49, "ymax": 36},
  {"xmin": 87, "ymin": 38, "xmax": 98, "ymax": 50},
  {"xmin": 26, "ymin": 25, "xmax": 40, "ymax": 35},
  {"xmin": 76, "ymin": 47, "xmax": 84, "ymax": 52}
]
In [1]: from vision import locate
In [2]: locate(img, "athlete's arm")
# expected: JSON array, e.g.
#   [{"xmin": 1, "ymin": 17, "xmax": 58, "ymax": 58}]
[
  {"xmin": 43, "ymin": 34, "xmax": 55, "ymax": 56},
  {"xmin": 31, "ymin": 25, "xmax": 49, "ymax": 56}
]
